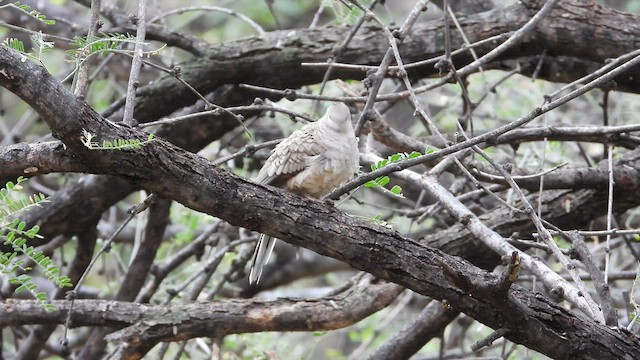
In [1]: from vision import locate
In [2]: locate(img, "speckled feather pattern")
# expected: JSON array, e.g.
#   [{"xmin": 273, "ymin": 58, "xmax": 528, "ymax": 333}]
[
  {"xmin": 255, "ymin": 103, "xmax": 359, "ymax": 198},
  {"xmin": 249, "ymin": 103, "xmax": 359, "ymax": 284}
]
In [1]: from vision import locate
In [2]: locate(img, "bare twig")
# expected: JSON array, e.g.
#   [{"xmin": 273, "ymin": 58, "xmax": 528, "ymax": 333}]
[
  {"xmin": 73, "ymin": 0, "xmax": 101, "ymax": 97},
  {"xmin": 122, "ymin": 0, "xmax": 149, "ymax": 127},
  {"xmin": 148, "ymin": 6, "xmax": 265, "ymax": 35},
  {"xmin": 471, "ymin": 328, "xmax": 511, "ymax": 352},
  {"xmin": 62, "ymin": 194, "xmax": 156, "ymax": 345},
  {"xmin": 566, "ymin": 230, "xmax": 618, "ymax": 326},
  {"xmin": 605, "ymin": 144, "xmax": 615, "ymax": 283}
]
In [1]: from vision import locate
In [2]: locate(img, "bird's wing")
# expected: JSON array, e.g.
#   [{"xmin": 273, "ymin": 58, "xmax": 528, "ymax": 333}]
[
  {"xmin": 255, "ymin": 124, "xmax": 325, "ymax": 186},
  {"xmin": 250, "ymin": 126, "xmax": 324, "ymax": 284}
]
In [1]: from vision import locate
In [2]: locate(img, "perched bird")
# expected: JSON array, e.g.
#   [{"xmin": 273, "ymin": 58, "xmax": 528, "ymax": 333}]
[{"xmin": 249, "ymin": 103, "xmax": 360, "ymax": 284}]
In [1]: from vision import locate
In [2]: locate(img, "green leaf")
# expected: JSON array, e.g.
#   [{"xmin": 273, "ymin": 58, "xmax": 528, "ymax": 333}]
[
  {"xmin": 390, "ymin": 185, "xmax": 403, "ymax": 195},
  {"xmin": 375, "ymin": 176, "xmax": 390, "ymax": 187},
  {"xmin": 3, "ymin": 38, "xmax": 25, "ymax": 53}
]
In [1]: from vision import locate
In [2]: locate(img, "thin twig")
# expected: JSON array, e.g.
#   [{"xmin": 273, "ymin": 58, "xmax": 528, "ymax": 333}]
[
  {"xmin": 313, "ymin": 0, "xmax": 380, "ymax": 114},
  {"xmin": 347, "ymin": 0, "xmax": 430, "ymax": 135},
  {"xmin": 122, "ymin": 0, "xmax": 149, "ymax": 127},
  {"xmin": 565, "ymin": 230, "xmax": 618, "ymax": 326},
  {"xmin": 73, "ymin": 0, "xmax": 102, "ymax": 97},
  {"xmin": 148, "ymin": 6, "xmax": 265, "ymax": 35},
  {"xmin": 62, "ymin": 194, "xmax": 156, "ymax": 344},
  {"xmin": 605, "ymin": 144, "xmax": 615, "ymax": 283},
  {"xmin": 139, "ymin": 103, "xmax": 313, "ymax": 129},
  {"xmin": 212, "ymin": 138, "xmax": 283, "ymax": 166},
  {"xmin": 301, "ymin": 32, "xmax": 514, "ymax": 73},
  {"xmin": 471, "ymin": 328, "xmax": 511, "ymax": 352},
  {"xmin": 546, "ymin": 48, "xmax": 640, "ymax": 101}
]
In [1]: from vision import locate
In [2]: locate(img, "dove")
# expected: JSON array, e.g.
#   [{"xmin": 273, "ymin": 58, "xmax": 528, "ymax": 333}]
[{"xmin": 249, "ymin": 102, "xmax": 359, "ymax": 284}]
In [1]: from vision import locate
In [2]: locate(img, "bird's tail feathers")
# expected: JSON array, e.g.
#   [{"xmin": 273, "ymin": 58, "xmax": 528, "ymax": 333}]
[{"xmin": 249, "ymin": 234, "xmax": 277, "ymax": 284}]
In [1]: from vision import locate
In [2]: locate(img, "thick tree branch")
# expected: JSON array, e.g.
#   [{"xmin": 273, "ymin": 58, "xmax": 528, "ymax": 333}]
[{"xmin": 0, "ymin": 277, "xmax": 401, "ymax": 346}]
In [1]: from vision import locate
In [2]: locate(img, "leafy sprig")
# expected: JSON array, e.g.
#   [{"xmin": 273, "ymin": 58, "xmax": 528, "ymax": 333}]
[
  {"xmin": 0, "ymin": 2, "xmax": 56, "ymax": 25},
  {"xmin": 0, "ymin": 177, "xmax": 48, "ymax": 224},
  {"xmin": 0, "ymin": 178, "xmax": 70, "ymax": 311},
  {"xmin": 81, "ymin": 129, "xmax": 155, "ymax": 150},
  {"xmin": 3, "ymin": 32, "xmax": 54, "ymax": 66},
  {"xmin": 364, "ymin": 151, "xmax": 422, "ymax": 197},
  {"xmin": 66, "ymin": 33, "xmax": 165, "ymax": 62}
]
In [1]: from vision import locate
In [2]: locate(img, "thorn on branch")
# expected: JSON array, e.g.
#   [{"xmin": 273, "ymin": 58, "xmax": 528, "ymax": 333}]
[
  {"xmin": 129, "ymin": 14, "xmax": 140, "ymax": 25},
  {"xmin": 166, "ymin": 288, "xmax": 178, "ymax": 296},
  {"xmin": 363, "ymin": 110, "xmax": 377, "ymax": 122},
  {"xmin": 497, "ymin": 251, "xmax": 521, "ymax": 293},
  {"xmin": 459, "ymin": 213, "xmax": 472, "ymax": 225},
  {"xmin": 363, "ymin": 70, "xmax": 377, "ymax": 89},
  {"xmin": 283, "ymin": 89, "xmax": 297, "ymax": 101},
  {"xmin": 434, "ymin": 59, "xmax": 453, "ymax": 77},
  {"xmin": 600, "ymin": 80, "xmax": 617, "ymax": 92},
  {"xmin": 442, "ymin": 299, "xmax": 453, "ymax": 310},
  {"xmin": 549, "ymin": 285, "xmax": 565, "ymax": 302},
  {"xmin": 128, "ymin": 194, "xmax": 156, "ymax": 216},
  {"xmin": 471, "ymin": 328, "xmax": 511, "ymax": 352},
  {"xmin": 435, "ymin": 258, "xmax": 471, "ymax": 293},
  {"xmin": 395, "ymin": 68, "xmax": 407, "ymax": 78},
  {"xmin": 245, "ymin": 144, "xmax": 258, "ymax": 156}
]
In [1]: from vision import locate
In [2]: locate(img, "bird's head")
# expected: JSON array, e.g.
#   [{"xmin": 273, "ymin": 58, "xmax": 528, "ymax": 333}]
[{"xmin": 322, "ymin": 102, "xmax": 353, "ymax": 132}]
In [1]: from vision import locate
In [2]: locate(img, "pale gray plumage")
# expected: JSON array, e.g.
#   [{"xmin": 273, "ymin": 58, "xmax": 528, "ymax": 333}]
[{"xmin": 249, "ymin": 103, "xmax": 359, "ymax": 284}]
